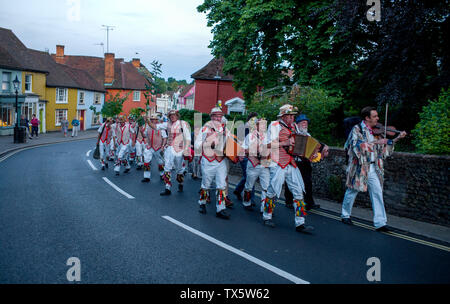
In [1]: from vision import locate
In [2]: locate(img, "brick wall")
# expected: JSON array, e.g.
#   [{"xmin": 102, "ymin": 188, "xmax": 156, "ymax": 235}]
[{"xmin": 228, "ymin": 149, "xmax": 450, "ymax": 227}]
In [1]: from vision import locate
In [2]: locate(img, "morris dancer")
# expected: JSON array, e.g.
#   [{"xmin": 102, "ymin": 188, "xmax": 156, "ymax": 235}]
[
  {"xmin": 195, "ymin": 107, "xmax": 231, "ymax": 219},
  {"xmin": 153, "ymin": 110, "xmax": 191, "ymax": 195},
  {"xmin": 114, "ymin": 115, "xmax": 135, "ymax": 176},
  {"xmin": 241, "ymin": 116, "xmax": 270, "ymax": 212},
  {"xmin": 141, "ymin": 114, "xmax": 167, "ymax": 183},
  {"xmin": 263, "ymin": 104, "xmax": 312, "ymax": 232},
  {"xmin": 108, "ymin": 117, "xmax": 118, "ymax": 161},
  {"xmin": 135, "ymin": 114, "xmax": 147, "ymax": 171},
  {"xmin": 128, "ymin": 115, "xmax": 137, "ymax": 165},
  {"xmin": 96, "ymin": 117, "xmax": 113, "ymax": 170}
]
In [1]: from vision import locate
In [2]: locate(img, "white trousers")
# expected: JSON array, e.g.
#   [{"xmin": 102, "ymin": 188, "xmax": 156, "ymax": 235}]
[
  {"xmin": 265, "ymin": 165, "xmax": 306, "ymax": 226},
  {"xmin": 143, "ymin": 147, "xmax": 164, "ymax": 179},
  {"xmin": 135, "ymin": 141, "xmax": 145, "ymax": 166},
  {"xmin": 114, "ymin": 143, "xmax": 130, "ymax": 172},
  {"xmin": 72, "ymin": 126, "xmax": 79, "ymax": 137},
  {"xmin": 341, "ymin": 164, "xmax": 387, "ymax": 228},
  {"xmin": 163, "ymin": 146, "xmax": 185, "ymax": 189},
  {"xmin": 99, "ymin": 141, "xmax": 111, "ymax": 166},
  {"xmin": 244, "ymin": 163, "xmax": 270, "ymax": 211},
  {"xmin": 199, "ymin": 158, "xmax": 228, "ymax": 213}
]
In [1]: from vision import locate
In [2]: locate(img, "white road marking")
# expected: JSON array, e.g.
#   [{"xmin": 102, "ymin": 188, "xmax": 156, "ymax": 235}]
[
  {"xmin": 87, "ymin": 160, "xmax": 98, "ymax": 171},
  {"xmin": 162, "ymin": 215, "xmax": 310, "ymax": 284},
  {"xmin": 86, "ymin": 150, "xmax": 91, "ymax": 157},
  {"xmin": 102, "ymin": 177, "xmax": 135, "ymax": 199}
]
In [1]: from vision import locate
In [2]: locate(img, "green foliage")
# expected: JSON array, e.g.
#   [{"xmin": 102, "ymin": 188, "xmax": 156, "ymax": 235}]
[
  {"xmin": 100, "ymin": 91, "xmax": 130, "ymax": 118},
  {"xmin": 198, "ymin": 0, "xmax": 450, "ymax": 134},
  {"xmin": 150, "ymin": 60, "xmax": 162, "ymax": 79},
  {"xmin": 129, "ymin": 107, "xmax": 146, "ymax": 126},
  {"xmin": 247, "ymin": 86, "xmax": 341, "ymax": 143},
  {"xmin": 412, "ymin": 88, "xmax": 450, "ymax": 155},
  {"xmin": 179, "ymin": 109, "xmax": 210, "ymax": 129}
]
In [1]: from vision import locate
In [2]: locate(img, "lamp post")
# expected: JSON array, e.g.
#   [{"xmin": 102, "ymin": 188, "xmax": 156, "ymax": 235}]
[{"xmin": 12, "ymin": 75, "xmax": 23, "ymax": 143}]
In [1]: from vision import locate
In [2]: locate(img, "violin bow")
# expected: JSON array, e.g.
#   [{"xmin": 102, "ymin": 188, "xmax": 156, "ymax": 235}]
[{"xmin": 384, "ymin": 103, "xmax": 388, "ymax": 140}]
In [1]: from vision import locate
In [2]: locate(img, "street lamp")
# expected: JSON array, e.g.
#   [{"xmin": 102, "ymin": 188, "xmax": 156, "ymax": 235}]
[{"xmin": 12, "ymin": 75, "xmax": 23, "ymax": 143}]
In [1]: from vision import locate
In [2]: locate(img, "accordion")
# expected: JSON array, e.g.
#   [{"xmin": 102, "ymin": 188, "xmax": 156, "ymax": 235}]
[{"xmin": 293, "ymin": 135, "xmax": 322, "ymax": 159}]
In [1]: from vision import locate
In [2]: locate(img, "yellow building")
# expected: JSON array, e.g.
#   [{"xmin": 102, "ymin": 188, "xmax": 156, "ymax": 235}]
[{"xmin": 21, "ymin": 71, "xmax": 48, "ymax": 133}]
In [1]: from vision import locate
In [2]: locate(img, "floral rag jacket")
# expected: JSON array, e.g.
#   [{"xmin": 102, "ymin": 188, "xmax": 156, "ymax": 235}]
[{"xmin": 344, "ymin": 122, "xmax": 394, "ymax": 192}]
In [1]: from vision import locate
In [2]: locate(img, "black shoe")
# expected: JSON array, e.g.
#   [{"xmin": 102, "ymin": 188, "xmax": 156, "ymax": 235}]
[
  {"xmin": 178, "ymin": 184, "xmax": 183, "ymax": 192},
  {"xmin": 216, "ymin": 210, "xmax": 230, "ymax": 220},
  {"xmin": 136, "ymin": 166, "xmax": 142, "ymax": 171},
  {"xmin": 141, "ymin": 178, "xmax": 150, "ymax": 183},
  {"xmin": 341, "ymin": 218, "xmax": 353, "ymax": 225},
  {"xmin": 124, "ymin": 168, "xmax": 130, "ymax": 173},
  {"xmin": 285, "ymin": 203, "xmax": 294, "ymax": 209},
  {"xmin": 101, "ymin": 166, "xmax": 105, "ymax": 171},
  {"xmin": 160, "ymin": 189, "xmax": 171, "ymax": 196},
  {"xmin": 376, "ymin": 226, "xmax": 390, "ymax": 233},
  {"xmin": 115, "ymin": 172, "xmax": 119, "ymax": 176},
  {"xmin": 296, "ymin": 224, "xmax": 314, "ymax": 232},
  {"xmin": 263, "ymin": 219, "xmax": 275, "ymax": 228},
  {"xmin": 233, "ymin": 190, "xmax": 242, "ymax": 201},
  {"xmin": 199, "ymin": 205, "xmax": 206, "ymax": 214}
]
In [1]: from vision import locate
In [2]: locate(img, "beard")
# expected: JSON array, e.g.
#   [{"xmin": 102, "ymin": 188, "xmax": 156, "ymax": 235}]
[{"xmin": 297, "ymin": 126, "xmax": 308, "ymax": 135}]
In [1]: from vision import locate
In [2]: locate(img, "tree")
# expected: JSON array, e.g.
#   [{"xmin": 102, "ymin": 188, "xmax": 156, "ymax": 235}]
[
  {"xmin": 150, "ymin": 60, "xmax": 162, "ymax": 79},
  {"xmin": 198, "ymin": 0, "xmax": 450, "ymax": 133},
  {"xmin": 90, "ymin": 91, "xmax": 130, "ymax": 118},
  {"xmin": 412, "ymin": 88, "xmax": 450, "ymax": 155}
]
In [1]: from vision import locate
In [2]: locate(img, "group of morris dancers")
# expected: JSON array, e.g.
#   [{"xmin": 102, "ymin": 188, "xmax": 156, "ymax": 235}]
[{"xmin": 96, "ymin": 104, "xmax": 318, "ymax": 232}]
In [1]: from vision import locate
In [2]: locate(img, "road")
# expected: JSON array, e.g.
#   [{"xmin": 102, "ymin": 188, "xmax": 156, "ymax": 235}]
[{"xmin": 0, "ymin": 139, "xmax": 449, "ymax": 284}]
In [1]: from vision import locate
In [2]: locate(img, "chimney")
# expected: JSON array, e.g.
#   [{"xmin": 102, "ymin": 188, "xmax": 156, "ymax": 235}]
[
  {"xmin": 104, "ymin": 53, "xmax": 115, "ymax": 84},
  {"xmin": 132, "ymin": 58, "xmax": 140, "ymax": 68},
  {"xmin": 55, "ymin": 45, "xmax": 65, "ymax": 64}
]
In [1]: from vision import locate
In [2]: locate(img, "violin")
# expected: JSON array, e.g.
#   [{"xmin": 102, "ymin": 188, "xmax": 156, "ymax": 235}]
[{"xmin": 373, "ymin": 123, "xmax": 406, "ymax": 139}]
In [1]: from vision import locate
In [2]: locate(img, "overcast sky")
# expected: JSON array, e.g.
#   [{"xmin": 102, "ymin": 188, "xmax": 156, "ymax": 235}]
[{"xmin": 0, "ymin": 0, "xmax": 214, "ymax": 81}]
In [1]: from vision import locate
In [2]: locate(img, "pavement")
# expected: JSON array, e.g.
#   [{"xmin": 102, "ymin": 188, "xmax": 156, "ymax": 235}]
[
  {"xmin": 1, "ymin": 131, "xmax": 449, "ymax": 245},
  {"xmin": 0, "ymin": 129, "xmax": 98, "ymax": 158}
]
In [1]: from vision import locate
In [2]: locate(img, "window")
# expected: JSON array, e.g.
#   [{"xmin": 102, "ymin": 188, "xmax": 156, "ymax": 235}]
[
  {"xmin": 94, "ymin": 93, "xmax": 101, "ymax": 105},
  {"xmin": 79, "ymin": 91, "xmax": 85, "ymax": 104},
  {"xmin": 133, "ymin": 91, "xmax": 140, "ymax": 101},
  {"xmin": 25, "ymin": 74, "xmax": 32, "ymax": 92},
  {"xmin": 0, "ymin": 104, "xmax": 14, "ymax": 127},
  {"xmin": 92, "ymin": 113, "xmax": 101, "ymax": 125},
  {"xmin": 55, "ymin": 109, "xmax": 68, "ymax": 126},
  {"xmin": 2, "ymin": 72, "xmax": 11, "ymax": 92},
  {"xmin": 56, "ymin": 88, "xmax": 68, "ymax": 103}
]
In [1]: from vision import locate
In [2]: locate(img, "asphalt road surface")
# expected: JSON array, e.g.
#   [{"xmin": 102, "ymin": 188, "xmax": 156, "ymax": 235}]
[{"xmin": 1, "ymin": 139, "xmax": 449, "ymax": 284}]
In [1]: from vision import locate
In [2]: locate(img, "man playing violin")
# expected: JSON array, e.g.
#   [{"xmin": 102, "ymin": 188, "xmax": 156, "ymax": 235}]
[{"xmin": 341, "ymin": 106, "xmax": 407, "ymax": 232}]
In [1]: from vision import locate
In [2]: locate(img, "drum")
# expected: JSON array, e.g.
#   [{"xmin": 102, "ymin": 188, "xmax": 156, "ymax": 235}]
[{"xmin": 225, "ymin": 135, "xmax": 242, "ymax": 163}]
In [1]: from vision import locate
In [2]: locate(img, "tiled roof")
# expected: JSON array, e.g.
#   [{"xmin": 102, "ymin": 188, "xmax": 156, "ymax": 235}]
[
  {"xmin": 0, "ymin": 27, "xmax": 48, "ymax": 73},
  {"xmin": 52, "ymin": 54, "xmax": 150, "ymax": 90},
  {"xmin": 191, "ymin": 57, "xmax": 233, "ymax": 81},
  {"xmin": 0, "ymin": 27, "xmax": 105, "ymax": 92},
  {"xmin": 179, "ymin": 84, "xmax": 194, "ymax": 97}
]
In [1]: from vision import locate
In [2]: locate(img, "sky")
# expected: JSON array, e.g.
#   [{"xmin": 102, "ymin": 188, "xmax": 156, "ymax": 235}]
[{"xmin": 0, "ymin": 0, "xmax": 214, "ymax": 81}]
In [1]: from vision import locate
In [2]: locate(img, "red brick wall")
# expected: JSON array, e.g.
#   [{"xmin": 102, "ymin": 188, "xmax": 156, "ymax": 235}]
[
  {"xmin": 194, "ymin": 79, "xmax": 244, "ymax": 114},
  {"xmin": 106, "ymin": 89, "xmax": 155, "ymax": 115}
]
